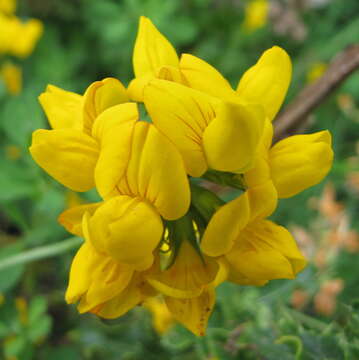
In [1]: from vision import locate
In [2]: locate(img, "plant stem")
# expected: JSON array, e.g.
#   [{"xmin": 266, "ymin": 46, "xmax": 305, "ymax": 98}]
[
  {"xmin": 287, "ymin": 308, "xmax": 331, "ymax": 332},
  {"xmin": 276, "ymin": 335, "xmax": 303, "ymax": 360},
  {"xmin": 0, "ymin": 237, "xmax": 82, "ymax": 271}
]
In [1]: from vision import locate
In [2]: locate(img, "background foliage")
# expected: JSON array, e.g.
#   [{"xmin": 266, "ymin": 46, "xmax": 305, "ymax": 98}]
[{"xmin": 1, "ymin": 0, "xmax": 359, "ymax": 358}]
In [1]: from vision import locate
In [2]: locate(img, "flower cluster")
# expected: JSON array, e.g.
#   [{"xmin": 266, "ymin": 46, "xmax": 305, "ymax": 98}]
[
  {"xmin": 242, "ymin": 0, "xmax": 268, "ymax": 32},
  {"xmin": 0, "ymin": 0, "xmax": 43, "ymax": 94},
  {"xmin": 30, "ymin": 17, "xmax": 333, "ymax": 336}
]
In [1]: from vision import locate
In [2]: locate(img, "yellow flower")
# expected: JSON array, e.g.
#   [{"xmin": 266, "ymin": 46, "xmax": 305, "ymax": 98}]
[
  {"xmin": 128, "ymin": 16, "xmax": 180, "ymax": 101},
  {"xmin": 57, "ymin": 118, "xmax": 190, "ymax": 271},
  {"xmin": 1, "ymin": 62, "xmax": 22, "ymax": 95},
  {"xmin": 0, "ymin": 0, "xmax": 16, "ymax": 14},
  {"xmin": 30, "ymin": 79, "xmax": 129, "ymax": 192},
  {"xmin": 128, "ymin": 18, "xmax": 293, "ymax": 179},
  {"xmin": 269, "ymin": 129, "xmax": 333, "ymax": 198},
  {"xmin": 201, "ymin": 125, "xmax": 332, "ymax": 284},
  {"xmin": 147, "ymin": 241, "xmax": 218, "ymax": 299},
  {"xmin": 242, "ymin": 122, "xmax": 333, "ymax": 221},
  {"xmin": 165, "ymin": 287, "xmax": 215, "ymax": 337},
  {"xmin": 129, "ymin": 17, "xmax": 291, "ymax": 125},
  {"xmin": 242, "ymin": 0, "xmax": 269, "ymax": 32},
  {"xmin": 179, "ymin": 46, "xmax": 291, "ymax": 123},
  {"xmin": 8, "ymin": 18, "xmax": 43, "ymax": 58},
  {"xmin": 66, "ymin": 240, "xmax": 154, "ymax": 318},
  {"xmin": 0, "ymin": 13, "xmax": 18, "ymax": 54},
  {"xmin": 144, "ymin": 297, "xmax": 175, "ymax": 334},
  {"xmin": 306, "ymin": 62, "xmax": 327, "ymax": 84},
  {"xmin": 200, "ymin": 194, "xmax": 306, "ymax": 286},
  {"xmin": 225, "ymin": 219, "xmax": 307, "ymax": 285},
  {"xmin": 146, "ymin": 236, "xmax": 224, "ymax": 336},
  {"xmin": 144, "ymin": 79, "xmax": 265, "ymax": 176},
  {"xmin": 38, "ymin": 84, "xmax": 84, "ymax": 130},
  {"xmin": 201, "ymin": 125, "xmax": 333, "ymax": 260},
  {"xmin": 63, "ymin": 208, "xmax": 216, "ymax": 335},
  {"xmin": 235, "ymin": 47, "xmax": 291, "ymax": 122},
  {"xmin": 28, "ymin": 16, "xmax": 335, "ymax": 337},
  {"xmin": 0, "ymin": 13, "xmax": 43, "ymax": 58}
]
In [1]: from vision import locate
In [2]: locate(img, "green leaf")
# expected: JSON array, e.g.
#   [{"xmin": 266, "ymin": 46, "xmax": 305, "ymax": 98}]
[
  {"xmin": 3, "ymin": 336, "xmax": 27, "ymax": 358},
  {"xmin": 42, "ymin": 346, "xmax": 81, "ymax": 360},
  {"xmin": 1, "ymin": 87, "xmax": 45, "ymax": 147},
  {"xmin": 28, "ymin": 296, "xmax": 47, "ymax": 324},
  {"xmin": 28, "ymin": 315, "xmax": 52, "ymax": 342},
  {"xmin": 0, "ymin": 322, "xmax": 9, "ymax": 338},
  {"xmin": 0, "ymin": 158, "xmax": 38, "ymax": 202}
]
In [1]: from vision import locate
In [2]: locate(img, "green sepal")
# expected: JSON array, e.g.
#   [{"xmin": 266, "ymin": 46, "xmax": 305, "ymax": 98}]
[
  {"xmin": 163, "ymin": 213, "xmax": 205, "ymax": 270},
  {"xmin": 202, "ymin": 169, "xmax": 247, "ymax": 190},
  {"xmin": 190, "ymin": 182, "xmax": 225, "ymax": 222}
]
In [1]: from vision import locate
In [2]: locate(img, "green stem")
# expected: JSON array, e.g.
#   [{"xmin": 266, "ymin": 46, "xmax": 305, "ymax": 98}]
[
  {"xmin": 161, "ymin": 335, "xmax": 194, "ymax": 352},
  {"xmin": 0, "ymin": 237, "xmax": 82, "ymax": 271},
  {"xmin": 276, "ymin": 335, "xmax": 303, "ymax": 360},
  {"xmin": 287, "ymin": 308, "xmax": 330, "ymax": 332}
]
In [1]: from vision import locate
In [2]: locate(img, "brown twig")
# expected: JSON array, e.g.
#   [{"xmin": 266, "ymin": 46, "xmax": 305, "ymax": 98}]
[{"xmin": 274, "ymin": 44, "xmax": 359, "ymax": 141}]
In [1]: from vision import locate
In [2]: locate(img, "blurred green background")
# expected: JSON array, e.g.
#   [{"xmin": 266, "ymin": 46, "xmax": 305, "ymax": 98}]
[{"xmin": 1, "ymin": 0, "xmax": 359, "ymax": 358}]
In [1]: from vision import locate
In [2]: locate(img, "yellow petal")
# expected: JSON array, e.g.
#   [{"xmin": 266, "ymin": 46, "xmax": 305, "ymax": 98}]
[
  {"xmin": 272, "ymin": 128, "xmax": 331, "ymax": 150},
  {"xmin": 269, "ymin": 130, "xmax": 333, "ymax": 198},
  {"xmin": 144, "ymin": 79, "xmax": 218, "ymax": 176},
  {"xmin": 127, "ymin": 73, "xmax": 153, "ymax": 102},
  {"xmin": 247, "ymin": 181, "xmax": 278, "ymax": 220},
  {"xmin": 116, "ymin": 122, "xmax": 191, "ymax": 220},
  {"xmin": 69, "ymin": 215, "xmax": 134, "ymax": 313},
  {"xmin": 0, "ymin": 14, "xmax": 17, "ymax": 54},
  {"xmin": 0, "ymin": 0, "xmax": 16, "ymax": 14},
  {"xmin": 165, "ymin": 288, "xmax": 215, "ymax": 336},
  {"xmin": 227, "ymin": 247, "xmax": 294, "ymax": 280},
  {"xmin": 92, "ymin": 103, "xmax": 138, "ymax": 199},
  {"xmin": 226, "ymin": 220, "xmax": 306, "ymax": 281},
  {"xmin": 157, "ymin": 65, "xmax": 188, "ymax": 84},
  {"xmin": 237, "ymin": 46, "xmax": 292, "ymax": 122},
  {"xmin": 1, "ymin": 62, "xmax": 22, "ymax": 95},
  {"xmin": 29, "ymin": 129, "xmax": 99, "ymax": 191},
  {"xmin": 133, "ymin": 16, "xmax": 178, "ymax": 78},
  {"xmin": 9, "ymin": 18, "xmax": 43, "ymax": 58},
  {"xmin": 58, "ymin": 202, "xmax": 102, "ymax": 237},
  {"xmin": 202, "ymin": 101, "xmax": 265, "ymax": 173},
  {"xmin": 38, "ymin": 85, "xmax": 83, "ymax": 129},
  {"xmin": 65, "ymin": 241, "xmax": 94, "ymax": 304},
  {"xmin": 243, "ymin": 120, "xmax": 277, "ymax": 220},
  {"xmin": 144, "ymin": 297, "xmax": 175, "ymax": 334},
  {"xmin": 82, "ymin": 77, "xmax": 129, "ymax": 134},
  {"xmin": 179, "ymin": 54, "xmax": 235, "ymax": 98},
  {"xmin": 244, "ymin": 122, "xmax": 273, "ymax": 188},
  {"xmin": 127, "ymin": 65, "xmax": 188, "ymax": 102},
  {"xmin": 257, "ymin": 220, "xmax": 307, "ymax": 275},
  {"xmin": 92, "ymin": 273, "xmax": 150, "ymax": 319},
  {"xmin": 147, "ymin": 241, "xmax": 218, "ymax": 298},
  {"xmin": 242, "ymin": 0, "xmax": 268, "ymax": 32},
  {"xmin": 88, "ymin": 196, "xmax": 163, "ymax": 271},
  {"xmin": 79, "ymin": 254, "xmax": 134, "ymax": 312},
  {"xmin": 259, "ymin": 119, "xmax": 274, "ymax": 151},
  {"xmin": 201, "ymin": 192, "xmax": 250, "ymax": 257},
  {"xmin": 223, "ymin": 257, "xmax": 268, "ymax": 286}
]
